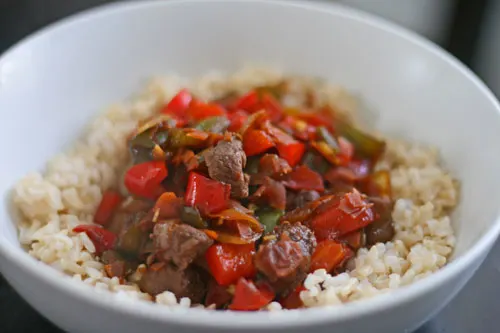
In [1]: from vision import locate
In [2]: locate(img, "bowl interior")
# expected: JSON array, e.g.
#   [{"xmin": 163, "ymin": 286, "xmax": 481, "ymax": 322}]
[{"xmin": 0, "ymin": 0, "xmax": 499, "ymax": 290}]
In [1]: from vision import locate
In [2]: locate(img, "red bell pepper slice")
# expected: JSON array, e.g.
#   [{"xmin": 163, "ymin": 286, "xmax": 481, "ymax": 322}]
[
  {"xmin": 73, "ymin": 225, "xmax": 116, "ymax": 254},
  {"xmin": 227, "ymin": 110, "xmax": 248, "ymax": 132},
  {"xmin": 311, "ymin": 190, "xmax": 374, "ymax": 241},
  {"xmin": 243, "ymin": 129, "xmax": 275, "ymax": 156},
  {"xmin": 94, "ymin": 190, "xmax": 122, "ymax": 226},
  {"xmin": 153, "ymin": 192, "xmax": 183, "ymax": 219},
  {"xmin": 187, "ymin": 101, "xmax": 226, "ymax": 121},
  {"xmin": 282, "ymin": 165, "xmax": 324, "ymax": 192},
  {"xmin": 260, "ymin": 93, "xmax": 283, "ymax": 122},
  {"xmin": 276, "ymin": 142, "xmax": 305, "ymax": 168},
  {"xmin": 337, "ymin": 137, "xmax": 355, "ymax": 166},
  {"xmin": 161, "ymin": 89, "xmax": 192, "ymax": 119},
  {"xmin": 205, "ymin": 243, "xmax": 256, "ymax": 286},
  {"xmin": 310, "ymin": 240, "xmax": 349, "ymax": 273},
  {"xmin": 265, "ymin": 124, "xmax": 305, "ymax": 167},
  {"xmin": 229, "ymin": 278, "xmax": 275, "ymax": 311},
  {"xmin": 124, "ymin": 161, "xmax": 168, "ymax": 200},
  {"xmin": 184, "ymin": 172, "xmax": 230, "ymax": 215},
  {"xmin": 235, "ymin": 91, "xmax": 259, "ymax": 111}
]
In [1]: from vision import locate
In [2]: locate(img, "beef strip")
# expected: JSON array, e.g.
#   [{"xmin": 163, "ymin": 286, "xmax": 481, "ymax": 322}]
[
  {"xmin": 286, "ymin": 190, "xmax": 320, "ymax": 210},
  {"xmin": 152, "ymin": 221, "xmax": 213, "ymax": 270},
  {"xmin": 255, "ymin": 222, "xmax": 316, "ymax": 295},
  {"xmin": 138, "ymin": 264, "xmax": 206, "ymax": 303},
  {"xmin": 203, "ymin": 138, "xmax": 249, "ymax": 198},
  {"xmin": 365, "ymin": 197, "xmax": 395, "ymax": 246}
]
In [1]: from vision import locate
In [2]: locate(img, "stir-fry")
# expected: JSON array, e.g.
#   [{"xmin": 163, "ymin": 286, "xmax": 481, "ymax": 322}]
[{"xmin": 73, "ymin": 82, "xmax": 395, "ymax": 310}]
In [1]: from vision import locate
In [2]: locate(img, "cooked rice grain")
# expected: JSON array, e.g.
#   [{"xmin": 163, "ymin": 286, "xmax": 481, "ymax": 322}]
[{"xmin": 13, "ymin": 67, "xmax": 458, "ymax": 309}]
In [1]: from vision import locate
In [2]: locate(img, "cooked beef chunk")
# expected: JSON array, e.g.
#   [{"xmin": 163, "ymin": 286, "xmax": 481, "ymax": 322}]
[
  {"xmin": 138, "ymin": 264, "xmax": 206, "ymax": 303},
  {"xmin": 273, "ymin": 222, "xmax": 317, "ymax": 256},
  {"xmin": 365, "ymin": 197, "xmax": 395, "ymax": 246},
  {"xmin": 254, "ymin": 233, "xmax": 309, "ymax": 295},
  {"xmin": 100, "ymin": 250, "xmax": 137, "ymax": 278},
  {"xmin": 152, "ymin": 221, "xmax": 213, "ymax": 270},
  {"xmin": 286, "ymin": 190, "xmax": 320, "ymax": 210},
  {"xmin": 203, "ymin": 138, "xmax": 249, "ymax": 198},
  {"xmin": 107, "ymin": 198, "xmax": 152, "ymax": 235},
  {"xmin": 205, "ymin": 279, "xmax": 232, "ymax": 308}
]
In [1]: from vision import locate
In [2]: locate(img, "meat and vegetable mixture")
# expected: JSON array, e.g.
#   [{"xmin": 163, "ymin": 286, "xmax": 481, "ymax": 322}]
[{"xmin": 14, "ymin": 68, "xmax": 458, "ymax": 310}]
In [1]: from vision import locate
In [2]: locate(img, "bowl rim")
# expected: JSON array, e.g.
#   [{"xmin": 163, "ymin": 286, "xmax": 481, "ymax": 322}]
[{"xmin": 1, "ymin": 0, "xmax": 500, "ymax": 329}]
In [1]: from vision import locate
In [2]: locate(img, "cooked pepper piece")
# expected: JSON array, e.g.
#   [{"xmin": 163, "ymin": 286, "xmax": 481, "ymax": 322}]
[
  {"xmin": 256, "ymin": 207, "xmax": 284, "ymax": 233},
  {"xmin": 124, "ymin": 161, "xmax": 168, "ymax": 200},
  {"xmin": 187, "ymin": 101, "xmax": 226, "ymax": 121},
  {"xmin": 310, "ymin": 189, "xmax": 374, "ymax": 241},
  {"xmin": 334, "ymin": 118, "xmax": 386, "ymax": 162},
  {"xmin": 153, "ymin": 192, "xmax": 183, "ymax": 219},
  {"xmin": 205, "ymin": 243, "xmax": 256, "ymax": 286},
  {"xmin": 162, "ymin": 89, "xmax": 192, "ymax": 118},
  {"xmin": 195, "ymin": 116, "xmax": 230, "ymax": 133},
  {"xmin": 94, "ymin": 190, "xmax": 122, "ymax": 226},
  {"xmin": 73, "ymin": 225, "xmax": 117, "ymax": 255},
  {"xmin": 227, "ymin": 110, "xmax": 248, "ymax": 132},
  {"xmin": 229, "ymin": 278, "xmax": 275, "ymax": 311},
  {"xmin": 184, "ymin": 172, "xmax": 231, "ymax": 215},
  {"xmin": 310, "ymin": 240, "xmax": 349, "ymax": 273},
  {"xmin": 282, "ymin": 165, "xmax": 324, "ymax": 192},
  {"xmin": 180, "ymin": 206, "xmax": 208, "ymax": 229},
  {"xmin": 208, "ymin": 208, "xmax": 263, "ymax": 244},
  {"xmin": 243, "ymin": 129, "xmax": 275, "ymax": 156}
]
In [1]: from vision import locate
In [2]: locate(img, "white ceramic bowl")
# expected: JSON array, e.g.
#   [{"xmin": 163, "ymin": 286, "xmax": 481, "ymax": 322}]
[{"xmin": 1, "ymin": 1, "xmax": 500, "ymax": 332}]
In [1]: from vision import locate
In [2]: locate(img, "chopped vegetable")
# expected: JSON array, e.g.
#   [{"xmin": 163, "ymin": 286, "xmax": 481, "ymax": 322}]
[
  {"xmin": 301, "ymin": 151, "xmax": 330, "ymax": 174},
  {"xmin": 195, "ymin": 116, "xmax": 230, "ymax": 133},
  {"xmin": 154, "ymin": 192, "xmax": 183, "ymax": 219},
  {"xmin": 184, "ymin": 172, "xmax": 231, "ymax": 215},
  {"xmin": 229, "ymin": 278, "xmax": 275, "ymax": 311},
  {"xmin": 117, "ymin": 224, "xmax": 148, "ymax": 254},
  {"xmin": 227, "ymin": 110, "xmax": 248, "ymax": 132},
  {"xmin": 282, "ymin": 165, "xmax": 324, "ymax": 192},
  {"xmin": 73, "ymin": 225, "xmax": 116, "ymax": 255},
  {"xmin": 334, "ymin": 118, "xmax": 386, "ymax": 162},
  {"xmin": 339, "ymin": 230, "xmax": 364, "ymax": 250},
  {"xmin": 361, "ymin": 170, "xmax": 392, "ymax": 199},
  {"xmin": 180, "ymin": 206, "xmax": 208, "ymax": 229},
  {"xmin": 124, "ymin": 161, "xmax": 168, "ymax": 200},
  {"xmin": 310, "ymin": 190, "xmax": 375, "ymax": 240},
  {"xmin": 243, "ymin": 129, "xmax": 275, "ymax": 156},
  {"xmin": 209, "ymin": 208, "xmax": 263, "ymax": 244},
  {"xmin": 94, "ymin": 190, "xmax": 122, "ymax": 226},
  {"xmin": 310, "ymin": 240, "xmax": 348, "ymax": 273},
  {"xmin": 256, "ymin": 207, "xmax": 284, "ymax": 233},
  {"xmin": 205, "ymin": 243, "xmax": 256, "ymax": 286},
  {"xmin": 187, "ymin": 101, "xmax": 226, "ymax": 121},
  {"xmin": 162, "ymin": 89, "xmax": 192, "ymax": 118}
]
